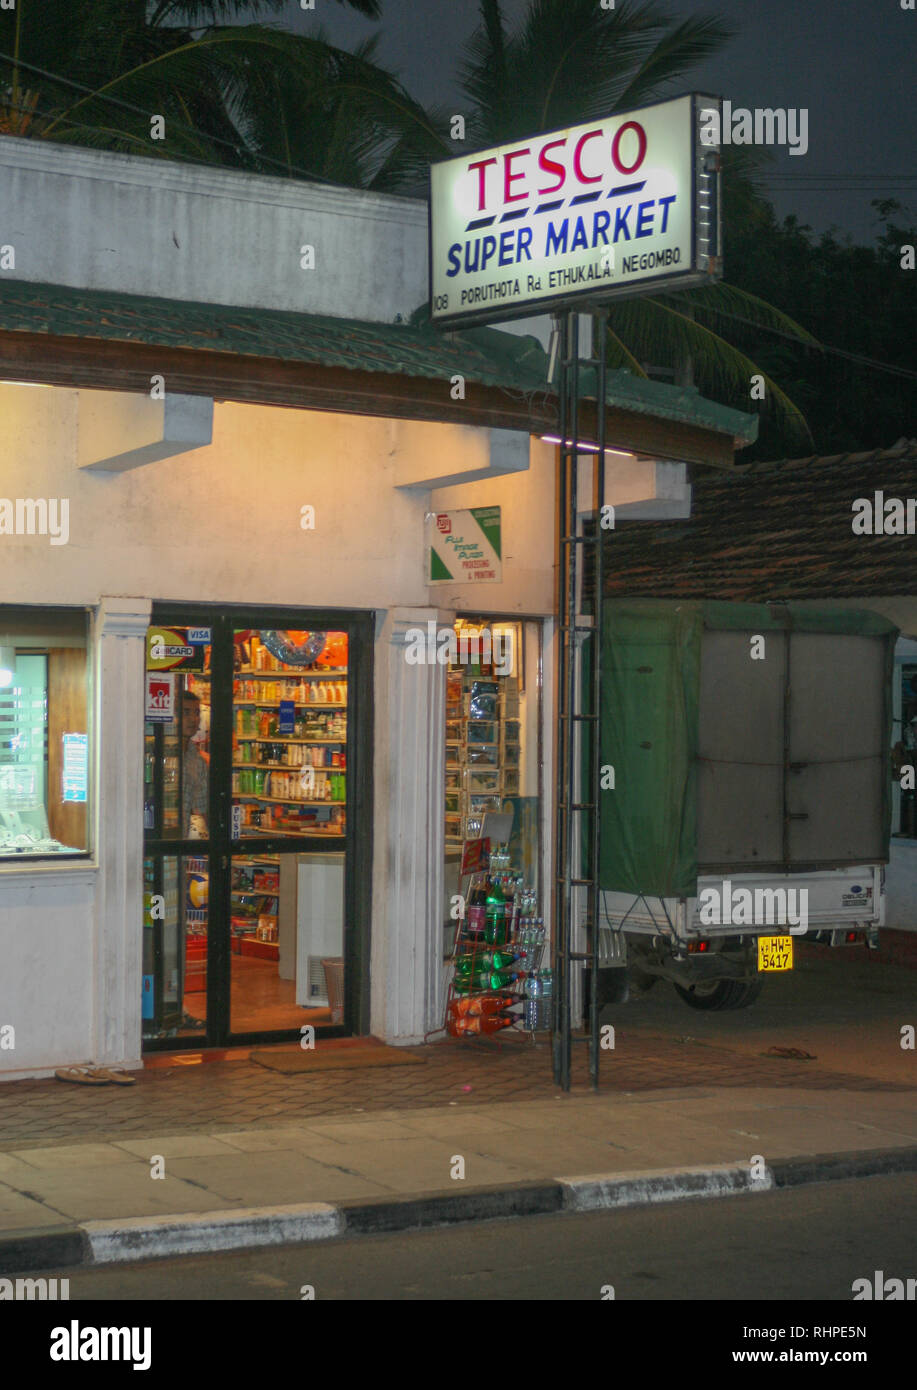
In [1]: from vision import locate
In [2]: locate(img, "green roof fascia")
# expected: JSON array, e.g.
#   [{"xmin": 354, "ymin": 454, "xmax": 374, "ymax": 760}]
[
  {"xmin": 0, "ymin": 279, "xmax": 757, "ymax": 443},
  {"xmin": 0, "ymin": 280, "xmax": 546, "ymax": 394},
  {"xmin": 576, "ymin": 363, "xmax": 758, "ymax": 445}
]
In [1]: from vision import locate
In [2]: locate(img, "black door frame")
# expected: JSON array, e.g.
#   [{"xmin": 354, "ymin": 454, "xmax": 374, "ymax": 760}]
[{"xmin": 143, "ymin": 602, "xmax": 374, "ymax": 1050}]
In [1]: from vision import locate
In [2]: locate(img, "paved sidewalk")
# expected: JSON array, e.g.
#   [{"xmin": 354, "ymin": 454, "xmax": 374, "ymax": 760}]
[
  {"xmin": 1, "ymin": 1084, "xmax": 916, "ymax": 1267},
  {"xmin": 0, "ymin": 939, "xmax": 914, "ymax": 1270},
  {"xmin": 1, "ymin": 1039, "xmax": 916, "ymax": 1269}
]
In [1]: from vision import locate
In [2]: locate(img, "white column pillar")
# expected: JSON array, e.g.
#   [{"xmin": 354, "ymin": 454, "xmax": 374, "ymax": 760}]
[
  {"xmin": 372, "ymin": 609, "xmax": 448, "ymax": 1043},
  {"xmin": 93, "ymin": 596, "xmax": 151, "ymax": 1066}
]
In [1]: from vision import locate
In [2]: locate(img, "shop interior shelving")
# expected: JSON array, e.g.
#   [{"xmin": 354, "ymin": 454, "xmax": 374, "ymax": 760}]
[
  {"xmin": 444, "ymin": 665, "xmax": 520, "ymax": 850},
  {"xmin": 231, "ymin": 854, "xmax": 280, "ymax": 960},
  {"xmin": 232, "ymin": 665, "xmax": 347, "ymax": 838}
]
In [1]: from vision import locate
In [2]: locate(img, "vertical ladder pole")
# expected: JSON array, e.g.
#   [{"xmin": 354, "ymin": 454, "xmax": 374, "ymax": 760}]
[
  {"xmin": 552, "ymin": 310, "xmax": 580, "ymax": 1092},
  {"xmin": 563, "ymin": 311, "xmax": 581, "ymax": 1092},
  {"xmin": 588, "ymin": 307, "xmax": 608, "ymax": 1090},
  {"xmin": 551, "ymin": 311, "xmax": 570, "ymax": 1088}
]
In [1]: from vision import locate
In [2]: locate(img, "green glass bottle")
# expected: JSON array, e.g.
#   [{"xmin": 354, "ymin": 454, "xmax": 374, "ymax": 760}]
[
  {"xmin": 454, "ymin": 951, "xmax": 488, "ymax": 977},
  {"xmin": 484, "ymin": 876, "xmax": 507, "ymax": 945},
  {"xmin": 483, "ymin": 950, "xmax": 519, "ymax": 971},
  {"xmin": 453, "ymin": 970, "xmax": 511, "ymax": 994}
]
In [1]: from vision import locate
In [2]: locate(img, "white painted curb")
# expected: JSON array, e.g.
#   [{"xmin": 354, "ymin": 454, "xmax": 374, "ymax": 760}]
[
  {"xmin": 82, "ymin": 1203, "xmax": 343, "ymax": 1264},
  {"xmin": 559, "ymin": 1163, "xmax": 775, "ymax": 1211}
]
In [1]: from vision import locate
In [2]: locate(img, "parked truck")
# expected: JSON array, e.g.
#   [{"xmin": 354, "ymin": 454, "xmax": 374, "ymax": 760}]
[{"xmin": 593, "ymin": 601, "xmax": 898, "ymax": 1010}]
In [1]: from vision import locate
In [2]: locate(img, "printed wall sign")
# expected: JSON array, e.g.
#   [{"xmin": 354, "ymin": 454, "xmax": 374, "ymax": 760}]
[{"xmin": 427, "ymin": 507, "xmax": 502, "ymax": 584}]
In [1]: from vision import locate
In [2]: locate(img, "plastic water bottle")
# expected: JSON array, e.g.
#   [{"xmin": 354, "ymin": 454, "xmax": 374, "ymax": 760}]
[
  {"xmin": 539, "ymin": 969, "xmax": 553, "ymax": 1030},
  {"xmin": 523, "ymin": 973, "xmax": 540, "ymax": 1031},
  {"xmin": 524, "ymin": 969, "xmax": 553, "ymax": 1030},
  {"xmin": 518, "ymin": 921, "xmax": 545, "ymax": 973}
]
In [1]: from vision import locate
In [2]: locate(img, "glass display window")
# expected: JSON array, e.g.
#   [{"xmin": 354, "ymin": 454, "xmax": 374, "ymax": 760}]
[{"xmin": 0, "ymin": 606, "xmax": 90, "ymax": 858}]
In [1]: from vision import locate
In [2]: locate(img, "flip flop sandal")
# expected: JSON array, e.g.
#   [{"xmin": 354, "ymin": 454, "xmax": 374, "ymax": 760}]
[
  {"xmin": 54, "ymin": 1066, "xmax": 112, "ymax": 1085},
  {"xmin": 95, "ymin": 1068, "xmax": 137, "ymax": 1086}
]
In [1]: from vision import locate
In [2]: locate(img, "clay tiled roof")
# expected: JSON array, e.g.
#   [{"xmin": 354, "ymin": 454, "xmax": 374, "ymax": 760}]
[
  {"xmin": 604, "ymin": 440, "xmax": 917, "ymax": 600},
  {"xmin": 0, "ymin": 279, "xmax": 756, "ymax": 442}
]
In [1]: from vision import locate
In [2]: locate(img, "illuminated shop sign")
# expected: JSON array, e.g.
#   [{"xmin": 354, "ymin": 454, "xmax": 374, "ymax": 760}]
[{"xmin": 430, "ymin": 94, "xmax": 721, "ymax": 327}]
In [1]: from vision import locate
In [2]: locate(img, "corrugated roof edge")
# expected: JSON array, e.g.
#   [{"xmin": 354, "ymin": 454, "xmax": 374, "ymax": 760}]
[
  {"xmin": 0, "ymin": 278, "xmax": 757, "ymax": 443},
  {"xmin": 733, "ymin": 437, "xmax": 917, "ymax": 475},
  {"xmin": 411, "ymin": 303, "xmax": 757, "ymax": 444}
]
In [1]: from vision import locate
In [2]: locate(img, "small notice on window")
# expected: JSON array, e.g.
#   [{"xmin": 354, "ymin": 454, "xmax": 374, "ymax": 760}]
[
  {"xmin": 62, "ymin": 732, "xmax": 88, "ymax": 803},
  {"xmin": 145, "ymin": 672, "xmax": 174, "ymax": 722}
]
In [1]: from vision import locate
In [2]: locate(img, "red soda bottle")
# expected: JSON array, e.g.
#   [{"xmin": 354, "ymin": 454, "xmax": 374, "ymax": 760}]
[
  {"xmin": 449, "ymin": 992, "xmax": 514, "ymax": 1019},
  {"xmin": 448, "ymin": 1013, "xmax": 515, "ymax": 1037}
]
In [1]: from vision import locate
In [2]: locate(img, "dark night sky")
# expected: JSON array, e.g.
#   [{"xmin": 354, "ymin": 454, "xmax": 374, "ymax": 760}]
[{"xmin": 263, "ymin": 0, "xmax": 917, "ymax": 243}]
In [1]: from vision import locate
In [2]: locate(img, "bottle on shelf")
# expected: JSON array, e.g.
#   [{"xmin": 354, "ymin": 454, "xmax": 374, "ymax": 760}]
[
  {"xmin": 455, "ymin": 950, "xmax": 518, "ymax": 978},
  {"xmin": 453, "ymin": 966, "xmax": 521, "ymax": 994},
  {"xmin": 448, "ymin": 992, "xmax": 517, "ymax": 1019},
  {"xmin": 516, "ymin": 920, "xmax": 545, "ymax": 973},
  {"xmin": 484, "ymin": 873, "xmax": 507, "ymax": 945},
  {"xmin": 447, "ymin": 1013, "xmax": 515, "ymax": 1037},
  {"xmin": 523, "ymin": 969, "xmax": 553, "ymax": 1031},
  {"xmin": 464, "ymin": 874, "xmax": 488, "ymax": 940},
  {"xmin": 482, "ymin": 949, "xmax": 519, "ymax": 971}
]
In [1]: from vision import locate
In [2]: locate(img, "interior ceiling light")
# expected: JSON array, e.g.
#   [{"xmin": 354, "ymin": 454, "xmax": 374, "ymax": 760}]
[{"xmin": 540, "ymin": 435, "xmax": 634, "ymax": 459}]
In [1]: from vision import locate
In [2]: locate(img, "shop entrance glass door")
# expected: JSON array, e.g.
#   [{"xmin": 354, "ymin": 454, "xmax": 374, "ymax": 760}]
[
  {"xmin": 143, "ymin": 624, "xmax": 213, "ymax": 1042},
  {"xmin": 143, "ymin": 609, "xmax": 369, "ymax": 1050},
  {"xmin": 229, "ymin": 627, "xmax": 349, "ymax": 1035}
]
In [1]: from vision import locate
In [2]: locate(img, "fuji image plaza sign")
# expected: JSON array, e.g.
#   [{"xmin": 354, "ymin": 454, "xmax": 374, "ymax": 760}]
[{"xmin": 429, "ymin": 93, "xmax": 722, "ymax": 327}]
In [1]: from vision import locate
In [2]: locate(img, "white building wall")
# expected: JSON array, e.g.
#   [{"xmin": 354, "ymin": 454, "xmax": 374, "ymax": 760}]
[
  {"xmin": 0, "ymin": 138, "xmax": 429, "ymax": 324},
  {"xmin": 0, "ymin": 385, "xmax": 569, "ymax": 1074},
  {"xmin": 0, "ymin": 140, "xmax": 725, "ymax": 1074}
]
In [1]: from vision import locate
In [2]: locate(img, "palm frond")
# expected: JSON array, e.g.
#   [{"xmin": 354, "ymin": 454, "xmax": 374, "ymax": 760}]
[
  {"xmin": 151, "ymin": 0, "xmax": 380, "ymax": 19},
  {"xmin": 668, "ymin": 282, "xmax": 821, "ymax": 347},
  {"xmin": 41, "ymin": 26, "xmax": 337, "ymax": 145},
  {"xmin": 607, "ymin": 295, "xmax": 814, "ymax": 447},
  {"xmin": 150, "ymin": 0, "xmax": 286, "ymax": 21},
  {"xmin": 610, "ymin": 14, "xmax": 735, "ymax": 112},
  {"xmin": 605, "ymin": 327, "xmax": 649, "ymax": 377},
  {"xmin": 458, "ymin": 0, "xmax": 734, "ymax": 148}
]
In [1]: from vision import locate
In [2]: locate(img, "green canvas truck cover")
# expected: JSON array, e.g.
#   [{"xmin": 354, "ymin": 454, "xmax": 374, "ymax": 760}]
[{"xmin": 595, "ymin": 600, "xmax": 899, "ymax": 897}]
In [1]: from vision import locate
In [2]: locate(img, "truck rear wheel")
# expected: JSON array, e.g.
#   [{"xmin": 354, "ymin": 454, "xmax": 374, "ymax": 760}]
[{"xmin": 673, "ymin": 978, "xmax": 764, "ymax": 1011}]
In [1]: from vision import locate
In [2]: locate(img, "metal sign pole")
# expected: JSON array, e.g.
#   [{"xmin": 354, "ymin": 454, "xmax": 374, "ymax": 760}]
[{"xmin": 552, "ymin": 308, "xmax": 607, "ymax": 1093}]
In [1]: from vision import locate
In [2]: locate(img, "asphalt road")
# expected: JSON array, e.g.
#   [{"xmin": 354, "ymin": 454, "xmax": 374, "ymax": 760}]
[{"xmin": 50, "ymin": 1172, "xmax": 916, "ymax": 1302}]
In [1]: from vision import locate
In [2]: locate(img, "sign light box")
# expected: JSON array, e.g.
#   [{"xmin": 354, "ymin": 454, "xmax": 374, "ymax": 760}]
[{"xmin": 430, "ymin": 94, "xmax": 722, "ymax": 327}]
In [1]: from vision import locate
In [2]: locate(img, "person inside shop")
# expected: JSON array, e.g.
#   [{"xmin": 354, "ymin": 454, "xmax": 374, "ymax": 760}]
[{"xmin": 180, "ymin": 689, "xmax": 208, "ymax": 839}]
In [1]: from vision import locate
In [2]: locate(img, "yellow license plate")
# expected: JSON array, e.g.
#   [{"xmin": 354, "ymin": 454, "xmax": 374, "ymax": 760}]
[{"xmin": 758, "ymin": 935, "xmax": 794, "ymax": 972}]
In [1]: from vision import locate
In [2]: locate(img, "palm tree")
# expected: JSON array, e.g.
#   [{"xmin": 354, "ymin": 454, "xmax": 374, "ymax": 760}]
[
  {"xmin": 0, "ymin": 0, "xmax": 436, "ymax": 186},
  {"xmin": 231, "ymin": 27, "xmax": 446, "ymax": 189},
  {"xmin": 447, "ymin": 0, "xmax": 817, "ymax": 449}
]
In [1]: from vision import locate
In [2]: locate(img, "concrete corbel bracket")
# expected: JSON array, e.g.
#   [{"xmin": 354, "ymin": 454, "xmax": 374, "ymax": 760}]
[{"xmin": 77, "ymin": 390, "xmax": 213, "ymax": 473}]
